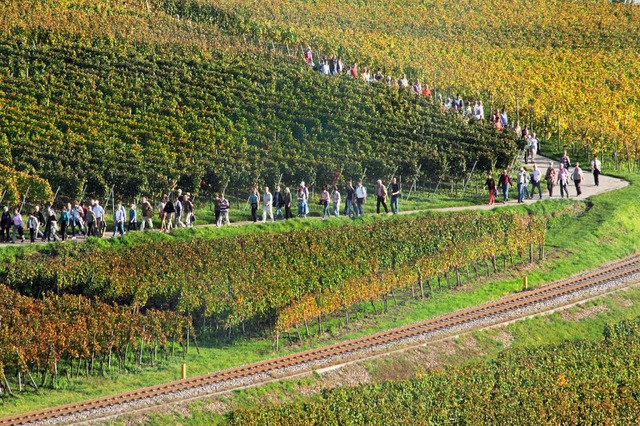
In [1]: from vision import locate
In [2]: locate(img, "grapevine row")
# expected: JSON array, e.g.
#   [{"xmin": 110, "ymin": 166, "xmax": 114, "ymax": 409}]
[
  {"xmin": 225, "ymin": 318, "xmax": 640, "ymax": 424},
  {"xmin": 1, "ymin": 211, "xmax": 545, "ymax": 336},
  {"xmin": 0, "ymin": 284, "xmax": 191, "ymax": 392}
]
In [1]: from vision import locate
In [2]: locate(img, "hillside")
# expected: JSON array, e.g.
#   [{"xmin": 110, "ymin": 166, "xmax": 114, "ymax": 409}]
[
  {"xmin": 173, "ymin": 0, "xmax": 640, "ymax": 165},
  {"xmin": 223, "ymin": 318, "xmax": 640, "ymax": 425},
  {"xmin": 0, "ymin": 0, "xmax": 518, "ymax": 201}
]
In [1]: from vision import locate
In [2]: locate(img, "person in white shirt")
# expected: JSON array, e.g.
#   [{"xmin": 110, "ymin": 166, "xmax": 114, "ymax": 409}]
[
  {"xmin": 474, "ymin": 100, "xmax": 484, "ymax": 120},
  {"xmin": 398, "ymin": 74, "xmax": 409, "ymax": 88},
  {"xmin": 355, "ymin": 180, "xmax": 367, "ymax": 216},
  {"xmin": 530, "ymin": 164, "xmax": 543, "ymax": 200},
  {"xmin": 262, "ymin": 187, "xmax": 274, "ymax": 223},
  {"xmin": 590, "ymin": 155, "xmax": 601, "ymax": 186},
  {"xmin": 332, "ymin": 186, "xmax": 341, "ymax": 217}
]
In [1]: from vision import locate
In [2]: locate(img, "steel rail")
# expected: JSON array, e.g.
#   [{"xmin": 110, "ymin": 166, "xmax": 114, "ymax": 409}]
[{"xmin": 3, "ymin": 253, "xmax": 640, "ymax": 425}]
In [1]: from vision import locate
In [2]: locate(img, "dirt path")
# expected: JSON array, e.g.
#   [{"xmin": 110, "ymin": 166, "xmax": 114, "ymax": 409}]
[
  {"xmin": 6, "ymin": 153, "xmax": 627, "ymax": 244},
  {"xmin": 434, "ymin": 153, "xmax": 627, "ymax": 213}
]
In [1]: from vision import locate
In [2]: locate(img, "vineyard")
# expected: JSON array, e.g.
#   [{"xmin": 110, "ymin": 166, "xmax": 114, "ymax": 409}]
[
  {"xmin": 223, "ymin": 318, "xmax": 640, "ymax": 425},
  {"xmin": 165, "ymin": 0, "xmax": 640, "ymax": 169},
  {"xmin": 0, "ymin": 284, "xmax": 191, "ymax": 390},
  {"xmin": 0, "ymin": 210, "xmax": 544, "ymax": 387},
  {"xmin": 0, "ymin": 0, "xmax": 519, "ymax": 203}
]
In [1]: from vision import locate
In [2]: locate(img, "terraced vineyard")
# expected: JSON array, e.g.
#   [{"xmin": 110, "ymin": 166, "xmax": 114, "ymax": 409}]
[
  {"xmin": 224, "ymin": 318, "xmax": 640, "ymax": 424},
  {"xmin": 0, "ymin": 0, "xmax": 518, "ymax": 202},
  {"xmin": 173, "ymin": 0, "xmax": 640, "ymax": 166},
  {"xmin": 0, "ymin": 210, "xmax": 544, "ymax": 382}
]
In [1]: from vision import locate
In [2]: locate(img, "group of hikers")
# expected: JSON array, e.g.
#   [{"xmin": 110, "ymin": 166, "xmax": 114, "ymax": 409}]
[
  {"xmin": 304, "ymin": 46, "xmax": 522, "ymax": 130},
  {"xmin": 244, "ymin": 178, "xmax": 402, "ymax": 223},
  {"xmin": 484, "ymin": 151, "xmax": 603, "ymax": 205},
  {"xmin": 0, "ymin": 189, "xmax": 200, "ymax": 244},
  {"xmin": 0, "ymin": 199, "xmax": 109, "ymax": 244}
]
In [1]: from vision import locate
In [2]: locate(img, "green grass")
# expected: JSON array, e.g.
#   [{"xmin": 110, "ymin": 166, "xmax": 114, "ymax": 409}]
[
  {"xmin": 1, "ymin": 172, "xmax": 639, "ymax": 417},
  {"xmin": 0, "ymin": 187, "xmax": 484, "ymax": 262},
  {"xmin": 142, "ymin": 286, "xmax": 640, "ymax": 426}
]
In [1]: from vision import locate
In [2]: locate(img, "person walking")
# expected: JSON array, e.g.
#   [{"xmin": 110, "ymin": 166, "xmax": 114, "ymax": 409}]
[
  {"xmin": 73, "ymin": 202, "xmax": 86, "ymax": 237},
  {"xmin": 112, "ymin": 201, "xmax": 126, "ymax": 237},
  {"xmin": 69, "ymin": 201, "xmax": 83, "ymax": 238},
  {"xmin": 557, "ymin": 163, "xmax": 570, "ymax": 198},
  {"xmin": 485, "ymin": 173, "xmax": 496, "ymax": 205},
  {"xmin": 34, "ymin": 205, "xmax": 46, "ymax": 241},
  {"xmin": 345, "ymin": 180, "xmax": 355, "ymax": 217},
  {"xmin": 27, "ymin": 213, "xmax": 38, "ymax": 243},
  {"xmin": 332, "ymin": 186, "xmax": 341, "ymax": 217},
  {"xmin": 516, "ymin": 167, "xmax": 528, "ymax": 203},
  {"xmin": 46, "ymin": 205, "xmax": 59, "ymax": 242},
  {"xmin": 140, "ymin": 196, "xmax": 154, "ymax": 231},
  {"xmin": 85, "ymin": 205, "xmax": 96, "ymax": 237},
  {"xmin": 560, "ymin": 150, "xmax": 571, "ymax": 170},
  {"xmin": 11, "ymin": 209, "xmax": 25, "ymax": 243},
  {"xmin": 93, "ymin": 200, "xmax": 105, "ymax": 235},
  {"xmin": 590, "ymin": 155, "xmax": 601, "ymax": 186},
  {"xmin": 355, "ymin": 180, "xmax": 367, "ymax": 216},
  {"xmin": 162, "ymin": 196, "xmax": 175, "ymax": 232},
  {"xmin": 217, "ymin": 194, "xmax": 230, "ymax": 227},
  {"xmin": 320, "ymin": 187, "xmax": 330, "ymax": 220},
  {"xmin": 390, "ymin": 177, "xmax": 400, "ymax": 214},
  {"xmin": 249, "ymin": 188, "xmax": 259, "ymax": 222},
  {"xmin": 529, "ymin": 133, "xmax": 539, "ymax": 161},
  {"xmin": 530, "ymin": 164, "xmax": 543, "ymax": 199},
  {"xmin": 174, "ymin": 193, "xmax": 185, "ymax": 228},
  {"xmin": 376, "ymin": 179, "xmax": 388, "ymax": 214},
  {"xmin": 283, "ymin": 187, "xmax": 292, "ymax": 219},
  {"xmin": 184, "ymin": 193, "xmax": 194, "ymax": 227},
  {"xmin": 297, "ymin": 185, "xmax": 307, "ymax": 217},
  {"xmin": 274, "ymin": 187, "xmax": 284, "ymax": 220},
  {"xmin": 545, "ymin": 162, "xmax": 557, "ymax": 197},
  {"xmin": 128, "ymin": 203, "xmax": 137, "ymax": 232},
  {"xmin": 1, "ymin": 207, "xmax": 11, "ymax": 243},
  {"xmin": 262, "ymin": 187, "xmax": 274, "ymax": 223},
  {"xmin": 498, "ymin": 170, "xmax": 512, "ymax": 203},
  {"xmin": 572, "ymin": 162, "xmax": 584, "ymax": 196},
  {"xmin": 59, "ymin": 207, "xmax": 69, "ymax": 241}
]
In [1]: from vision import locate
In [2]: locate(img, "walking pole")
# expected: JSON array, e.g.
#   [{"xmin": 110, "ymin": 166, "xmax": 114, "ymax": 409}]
[
  {"xmin": 222, "ymin": 178, "xmax": 230, "ymax": 197},
  {"xmin": 51, "ymin": 186, "xmax": 61, "ymax": 206},
  {"xmin": 19, "ymin": 186, "xmax": 31, "ymax": 214},
  {"xmin": 462, "ymin": 160, "xmax": 478, "ymax": 194},
  {"xmin": 0, "ymin": 189, "xmax": 6, "ymax": 207},
  {"xmin": 78, "ymin": 184, "xmax": 88, "ymax": 204},
  {"xmin": 405, "ymin": 165, "xmax": 421, "ymax": 201},
  {"xmin": 359, "ymin": 167, "xmax": 367, "ymax": 183}
]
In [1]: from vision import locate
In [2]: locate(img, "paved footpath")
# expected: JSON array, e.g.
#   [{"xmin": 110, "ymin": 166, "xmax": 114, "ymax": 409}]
[
  {"xmin": 434, "ymin": 153, "xmax": 627, "ymax": 213},
  {"xmin": 5, "ymin": 153, "xmax": 628, "ymax": 245}
]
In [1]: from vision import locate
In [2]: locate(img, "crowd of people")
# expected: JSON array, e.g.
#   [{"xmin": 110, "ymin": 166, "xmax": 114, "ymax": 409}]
[
  {"xmin": 484, "ymin": 152, "xmax": 603, "ymax": 205},
  {"xmin": 0, "ymin": 190, "xmax": 202, "ymax": 244},
  {"xmin": 242, "ymin": 177, "xmax": 402, "ymax": 224},
  {"xmin": 0, "ymin": 148, "xmax": 605, "ymax": 244},
  {"xmin": 303, "ymin": 46, "xmax": 524, "ymax": 132}
]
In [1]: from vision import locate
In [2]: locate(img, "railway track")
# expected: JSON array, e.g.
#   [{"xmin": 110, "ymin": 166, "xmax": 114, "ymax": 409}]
[{"xmin": 4, "ymin": 253, "xmax": 640, "ymax": 425}]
